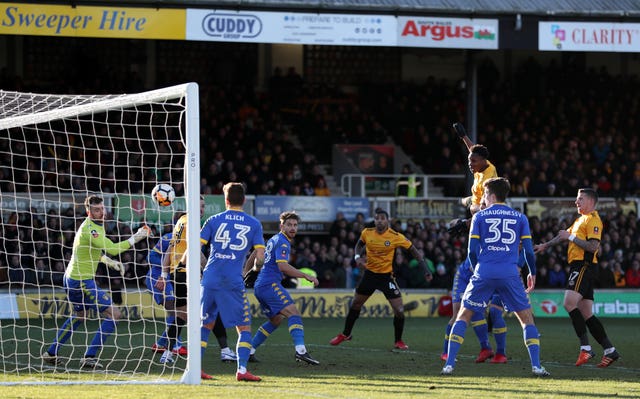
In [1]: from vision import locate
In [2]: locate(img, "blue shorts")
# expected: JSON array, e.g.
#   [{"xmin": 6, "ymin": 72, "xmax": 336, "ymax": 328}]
[
  {"xmin": 64, "ymin": 277, "xmax": 112, "ymax": 313},
  {"xmin": 145, "ymin": 271, "xmax": 176, "ymax": 305},
  {"xmin": 462, "ymin": 274, "xmax": 530, "ymax": 313},
  {"xmin": 451, "ymin": 268, "xmax": 472, "ymax": 304},
  {"xmin": 254, "ymin": 282, "xmax": 295, "ymax": 319},
  {"xmin": 490, "ymin": 294, "xmax": 506, "ymax": 309},
  {"xmin": 200, "ymin": 285, "xmax": 251, "ymax": 328}
]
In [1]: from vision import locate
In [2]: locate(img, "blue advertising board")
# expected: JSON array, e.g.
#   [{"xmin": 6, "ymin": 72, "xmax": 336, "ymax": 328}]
[{"xmin": 255, "ymin": 196, "xmax": 370, "ymax": 222}]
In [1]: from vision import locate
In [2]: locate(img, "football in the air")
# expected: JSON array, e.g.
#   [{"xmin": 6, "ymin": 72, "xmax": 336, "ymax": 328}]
[{"xmin": 151, "ymin": 183, "xmax": 175, "ymax": 207}]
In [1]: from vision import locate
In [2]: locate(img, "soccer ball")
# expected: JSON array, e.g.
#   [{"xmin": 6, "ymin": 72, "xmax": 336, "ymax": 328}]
[{"xmin": 151, "ymin": 183, "xmax": 175, "ymax": 207}]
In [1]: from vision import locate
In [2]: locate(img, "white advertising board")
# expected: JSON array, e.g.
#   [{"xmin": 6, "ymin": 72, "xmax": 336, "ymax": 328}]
[
  {"xmin": 186, "ymin": 9, "xmax": 397, "ymax": 46},
  {"xmin": 539, "ymin": 22, "xmax": 640, "ymax": 52},
  {"xmin": 397, "ymin": 16, "xmax": 498, "ymax": 49}
]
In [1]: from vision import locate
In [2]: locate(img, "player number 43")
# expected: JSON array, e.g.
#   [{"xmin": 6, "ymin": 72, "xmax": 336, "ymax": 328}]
[
  {"xmin": 483, "ymin": 218, "xmax": 517, "ymax": 244},
  {"xmin": 214, "ymin": 223, "xmax": 251, "ymax": 250}
]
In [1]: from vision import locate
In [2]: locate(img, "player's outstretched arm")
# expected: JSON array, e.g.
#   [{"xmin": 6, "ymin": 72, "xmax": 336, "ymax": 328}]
[
  {"xmin": 101, "ymin": 255, "xmax": 125, "ymax": 276},
  {"xmin": 453, "ymin": 122, "xmax": 475, "ymax": 152},
  {"xmin": 522, "ymin": 239, "xmax": 537, "ymax": 293},
  {"xmin": 94, "ymin": 225, "xmax": 149, "ymax": 256},
  {"xmin": 278, "ymin": 262, "xmax": 319, "ymax": 286},
  {"xmin": 128, "ymin": 225, "xmax": 151, "ymax": 247},
  {"xmin": 534, "ymin": 230, "xmax": 570, "ymax": 253}
]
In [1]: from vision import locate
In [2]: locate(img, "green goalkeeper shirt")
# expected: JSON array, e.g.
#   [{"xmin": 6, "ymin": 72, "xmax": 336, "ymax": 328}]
[{"xmin": 66, "ymin": 218, "xmax": 132, "ymax": 281}]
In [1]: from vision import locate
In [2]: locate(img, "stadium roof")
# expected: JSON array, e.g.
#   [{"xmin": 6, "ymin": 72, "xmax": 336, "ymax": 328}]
[{"xmin": 127, "ymin": 0, "xmax": 640, "ymax": 18}]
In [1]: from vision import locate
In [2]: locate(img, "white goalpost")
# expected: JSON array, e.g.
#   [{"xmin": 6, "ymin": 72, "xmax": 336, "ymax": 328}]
[{"xmin": 0, "ymin": 83, "xmax": 201, "ymax": 385}]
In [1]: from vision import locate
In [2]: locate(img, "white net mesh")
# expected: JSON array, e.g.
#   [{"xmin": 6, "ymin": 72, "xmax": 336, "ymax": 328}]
[{"xmin": 0, "ymin": 84, "xmax": 198, "ymax": 384}]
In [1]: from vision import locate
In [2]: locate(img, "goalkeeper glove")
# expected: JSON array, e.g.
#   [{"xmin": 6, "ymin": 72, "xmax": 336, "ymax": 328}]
[
  {"xmin": 447, "ymin": 218, "xmax": 469, "ymax": 237},
  {"xmin": 101, "ymin": 255, "xmax": 124, "ymax": 276},
  {"xmin": 128, "ymin": 225, "xmax": 151, "ymax": 246},
  {"xmin": 452, "ymin": 122, "xmax": 467, "ymax": 138}
]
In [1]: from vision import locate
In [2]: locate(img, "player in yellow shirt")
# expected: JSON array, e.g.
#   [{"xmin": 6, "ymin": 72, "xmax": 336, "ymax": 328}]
[
  {"xmin": 454, "ymin": 122, "xmax": 497, "ymax": 214},
  {"xmin": 330, "ymin": 208, "xmax": 431, "ymax": 350},
  {"xmin": 535, "ymin": 188, "xmax": 620, "ymax": 367}
]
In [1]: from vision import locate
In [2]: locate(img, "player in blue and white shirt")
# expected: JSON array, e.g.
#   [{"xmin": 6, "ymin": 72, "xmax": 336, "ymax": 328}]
[
  {"xmin": 249, "ymin": 211, "xmax": 320, "ymax": 365},
  {"xmin": 440, "ymin": 258, "xmax": 497, "ymax": 362},
  {"xmin": 147, "ymin": 231, "xmax": 236, "ymax": 362},
  {"xmin": 442, "ymin": 177, "xmax": 549, "ymax": 377},
  {"xmin": 199, "ymin": 182, "xmax": 265, "ymax": 382},
  {"xmin": 145, "ymin": 233, "xmax": 180, "ymax": 353}
]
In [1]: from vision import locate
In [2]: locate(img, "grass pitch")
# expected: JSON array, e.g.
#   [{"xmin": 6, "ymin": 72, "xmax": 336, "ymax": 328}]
[{"xmin": 1, "ymin": 317, "xmax": 638, "ymax": 399}]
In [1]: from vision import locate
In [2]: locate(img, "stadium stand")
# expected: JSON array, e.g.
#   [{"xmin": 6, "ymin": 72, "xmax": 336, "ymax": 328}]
[{"xmin": 1, "ymin": 32, "xmax": 640, "ymax": 290}]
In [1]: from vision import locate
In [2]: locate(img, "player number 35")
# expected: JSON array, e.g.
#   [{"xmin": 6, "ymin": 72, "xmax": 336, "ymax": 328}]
[{"xmin": 483, "ymin": 218, "xmax": 517, "ymax": 244}]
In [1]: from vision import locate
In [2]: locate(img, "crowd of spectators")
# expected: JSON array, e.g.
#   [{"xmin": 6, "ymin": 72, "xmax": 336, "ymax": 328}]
[
  {"xmin": 3, "ymin": 56, "xmax": 640, "ymax": 201},
  {"xmin": 2, "ymin": 47, "xmax": 640, "ymax": 293},
  {"xmin": 2, "ymin": 203, "xmax": 640, "ymax": 294}
]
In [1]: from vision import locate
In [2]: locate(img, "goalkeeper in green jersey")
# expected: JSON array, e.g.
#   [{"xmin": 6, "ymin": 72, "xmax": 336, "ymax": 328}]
[{"xmin": 42, "ymin": 195, "xmax": 150, "ymax": 369}]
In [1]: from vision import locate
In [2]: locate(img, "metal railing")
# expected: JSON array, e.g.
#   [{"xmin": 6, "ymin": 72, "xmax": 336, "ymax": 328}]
[{"xmin": 340, "ymin": 174, "xmax": 466, "ymax": 198}]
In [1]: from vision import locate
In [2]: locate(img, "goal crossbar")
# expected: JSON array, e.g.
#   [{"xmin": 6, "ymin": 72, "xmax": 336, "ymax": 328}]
[{"xmin": 0, "ymin": 83, "xmax": 194, "ymax": 130}]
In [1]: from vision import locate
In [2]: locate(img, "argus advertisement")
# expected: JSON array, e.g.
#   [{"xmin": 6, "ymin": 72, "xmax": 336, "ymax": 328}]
[
  {"xmin": 186, "ymin": 9, "xmax": 397, "ymax": 46},
  {"xmin": 539, "ymin": 22, "xmax": 640, "ymax": 52},
  {"xmin": 397, "ymin": 16, "xmax": 498, "ymax": 49}
]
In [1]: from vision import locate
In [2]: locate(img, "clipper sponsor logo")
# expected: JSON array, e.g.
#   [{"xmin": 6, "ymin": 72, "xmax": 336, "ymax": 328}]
[
  {"xmin": 463, "ymin": 297, "xmax": 487, "ymax": 308},
  {"xmin": 487, "ymin": 245, "xmax": 510, "ymax": 252},
  {"xmin": 202, "ymin": 13, "xmax": 262, "ymax": 39}
]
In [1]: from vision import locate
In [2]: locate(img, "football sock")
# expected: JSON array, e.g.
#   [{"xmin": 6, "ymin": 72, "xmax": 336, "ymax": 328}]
[
  {"xmin": 237, "ymin": 330, "xmax": 252, "ymax": 370},
  {"xmin": 157, "ymin": 314, "xmax": 175, "ymax": 348},
  {"xmin": 343, "ymin": 308, "xmax": 360, "ymax": 336},
  {"xmin": 523, "ymin": 324, "xmax": 541, "ymax": 368},
  {"xmin": 489, "ymin": 307, "xmax": 507, "ymax": 354},
  {"xmin": 200, "ymin": 325, "xmax": 212, "ymax": 358},
  {"xmin": 167, "ymin": 316, "xmax": 186, "ymax": 354},
  {"xmin": 212, "ymin": 316, "xmax": 229, "ymax": 349},
  {"xmin": 252, "ymin": 320, "xmax": 277, "ymax": 351},
  {"xmin": 585, "ymin": 316, "xmax": 613, "ymax": 349},
  {"xmin": 48, "ymin": 316, "xmax": 81, "ymax": 355},
  {"xmin": 442, "ymin": 323, "xmax": 453, "ymax": 354},
  {"xmin": 569, "ymin": 309, "xmax": 590, "ymax": 346},
  {"xmin": 85, "ymin": 318, "xmax": 117, "ymax": 358},
  {"xmin": 288, "ymin": 315, "xmax": 305, "ymax": 348},
  {"xmin": 471, "ymin": 311, "xmax": 491, "ymax": 350},
  {"xmin": 393, "ymin": 314, "xmax": 405, "ymax": 342},
  {"xmin": 445, "ymin": 320, "xmax": 467, "ymax": 368}
]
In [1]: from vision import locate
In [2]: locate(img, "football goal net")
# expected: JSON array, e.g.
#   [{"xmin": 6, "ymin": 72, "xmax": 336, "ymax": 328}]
[{"xmin": 0, "ymin": 83, "xmax": 202, "ymax": 385}]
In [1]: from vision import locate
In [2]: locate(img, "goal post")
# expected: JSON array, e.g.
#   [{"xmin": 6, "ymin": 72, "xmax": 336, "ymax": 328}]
[{"xmin": 0, "ymin": 83, "xmax": 201, "ymax": 385}]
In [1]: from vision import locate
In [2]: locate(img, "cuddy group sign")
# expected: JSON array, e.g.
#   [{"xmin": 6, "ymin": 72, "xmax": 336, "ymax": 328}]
[{"xmin": 186, "ymin": 9, "xmax": 396, "ymax": 46}]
